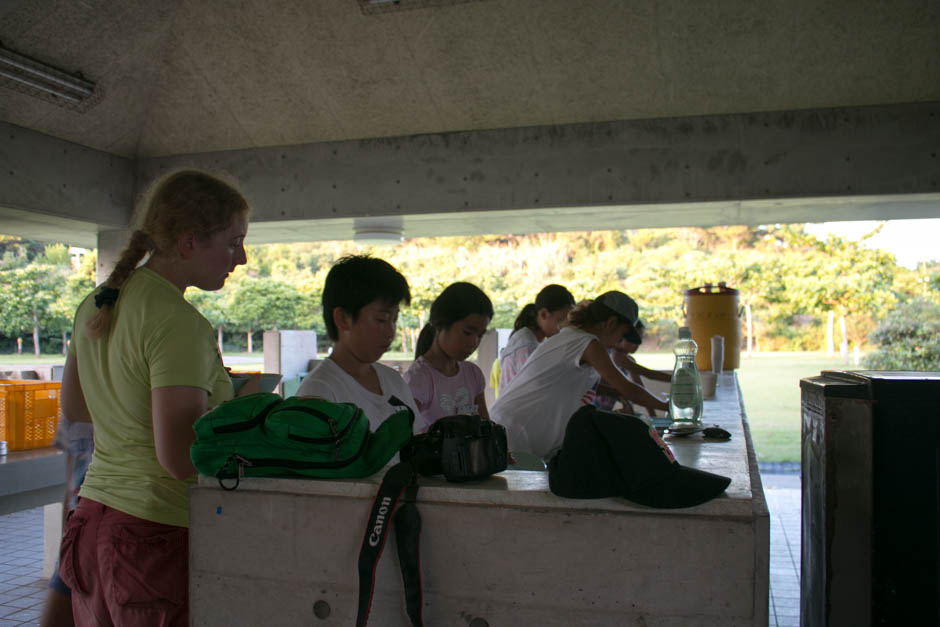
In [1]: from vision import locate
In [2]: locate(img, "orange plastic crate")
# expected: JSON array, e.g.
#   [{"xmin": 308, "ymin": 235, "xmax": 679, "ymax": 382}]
[{"xmin": 0, "ymin": 380, "xmax": 60, "ymax": 451}]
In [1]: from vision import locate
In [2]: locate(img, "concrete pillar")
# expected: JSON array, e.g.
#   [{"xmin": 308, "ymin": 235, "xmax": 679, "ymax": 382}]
[
  {"xmin": 263, "ymin": 330, "xmax": 318, "ymax": 397},
  {"xmin": 96, "ymin": 229, "xmax": 132, "ymax": 284},
  {"xmin": 477, "ymin": 328, "xmax": 512, "ymax": 408},
  {"xmin": 43, "ymin": 502, "xmax": 62, "ymax": 578}
]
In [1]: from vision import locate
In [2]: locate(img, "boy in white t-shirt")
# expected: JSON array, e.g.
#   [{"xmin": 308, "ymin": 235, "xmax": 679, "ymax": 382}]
[{"xmin": 296, "ymin": 256, "xmax": 418, "ymax": 428}]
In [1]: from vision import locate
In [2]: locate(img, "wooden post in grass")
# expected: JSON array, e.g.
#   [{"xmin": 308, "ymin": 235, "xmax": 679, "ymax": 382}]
[
  {"xmin": 745, "ymin": 304, "xmax": 753, "ymax": 357},
  {"xmin": 839, "ymin": 315, "xmax": 848, "ymax": 362}
]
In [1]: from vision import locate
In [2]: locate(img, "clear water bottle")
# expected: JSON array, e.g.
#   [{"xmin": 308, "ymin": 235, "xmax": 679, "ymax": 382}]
[{"xmin": 668, "ymin": 327, "xmax": 703, "ymax": 425}]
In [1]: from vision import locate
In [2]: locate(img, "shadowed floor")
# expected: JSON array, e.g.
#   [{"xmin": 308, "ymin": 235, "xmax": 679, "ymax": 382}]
[{"xmin": 0, "ymin": 473, "xmax": 802, "ymax": 626}]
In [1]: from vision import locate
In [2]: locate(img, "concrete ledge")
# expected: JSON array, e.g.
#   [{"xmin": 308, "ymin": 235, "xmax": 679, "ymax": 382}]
[
  {"xmin": 190, "ymin": 373, "xmax": 768, "ymax": 625},
  {"xmin": 0, "ymin": 447, "xmax": 64, "ymax": 515},
  {"xmin": 0, "ymin": 483, "xmax": 64, "ymax": 516},
  {"xmin": 0, "ymin": 447, "xmax": 65, "ymax": 499}
]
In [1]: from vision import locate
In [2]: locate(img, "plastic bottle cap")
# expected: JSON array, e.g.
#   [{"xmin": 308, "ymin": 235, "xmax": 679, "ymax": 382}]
[{"xmin": 678, "ymin": 327, "xmax": 691, "ymax": 339}]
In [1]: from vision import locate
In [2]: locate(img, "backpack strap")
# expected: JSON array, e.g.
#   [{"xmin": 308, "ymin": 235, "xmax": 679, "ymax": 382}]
[
  {"xmin": 387, "ymin": 395, "xmax": 414, "ymax": 420},
  {"xmin": 356, "ymin": 462, "xmax": 422, "ymax": 627},
  {"xmin": 216, "ymin": 454, "xmax": 253, "ymax": 491}
]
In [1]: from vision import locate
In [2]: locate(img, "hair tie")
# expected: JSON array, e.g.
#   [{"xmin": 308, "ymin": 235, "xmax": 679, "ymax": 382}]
[
  {"xmin": 94, "ymin": 286, "xmax": 120, "ymax": 309},
  {"xmin": 133, "ymin": 229, "xmax": 154, "ymax": 248}
]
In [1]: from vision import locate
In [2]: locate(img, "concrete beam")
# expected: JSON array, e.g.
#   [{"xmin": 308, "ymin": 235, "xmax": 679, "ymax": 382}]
[
  {"xmin": 0, "ymin": 205, "xmax": 101, "ymax": 248},
  {"xmin": 230, "ymin": 193, "xmax": 940, "ymax": 244},
  {"xmin": 0, "ymin": 121, "xmax": 133, "ymax": 245},
  {"xmin": 135, "ymin": 101, "xmax": 940, "ymax": 242},
  {"xmin": 3, "ymin": 103, "xmax": 938, "ymax": 246}
]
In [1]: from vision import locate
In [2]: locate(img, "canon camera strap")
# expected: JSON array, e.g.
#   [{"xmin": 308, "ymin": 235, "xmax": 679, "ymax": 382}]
[{"xmin": 355, "ymin": 462, "xmax": 423, "ymax": 627}]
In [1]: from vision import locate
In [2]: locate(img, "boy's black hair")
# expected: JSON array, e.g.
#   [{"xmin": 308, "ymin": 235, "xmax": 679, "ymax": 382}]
[
  {"xmin": 322, "ymin": 255, "xmax": 411, "ymax": 341},
  {"xmin": 415, "ymin": 282, "xmax": 494, "ymax": 358}
]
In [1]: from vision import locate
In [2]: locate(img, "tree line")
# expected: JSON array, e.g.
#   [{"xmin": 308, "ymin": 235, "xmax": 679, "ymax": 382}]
[{"xmin": 1, "ymin": 225, "xmax": 937, "ymax": 358}]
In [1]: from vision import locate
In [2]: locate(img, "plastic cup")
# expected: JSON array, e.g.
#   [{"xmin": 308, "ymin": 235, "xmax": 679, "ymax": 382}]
[
  {"xmin": 710, "ymin": 335, "xmax": 725, "ymax": 377},
  {"xmin": 700, "ymin": 372, "xmax": 717, "ymax": 399}
]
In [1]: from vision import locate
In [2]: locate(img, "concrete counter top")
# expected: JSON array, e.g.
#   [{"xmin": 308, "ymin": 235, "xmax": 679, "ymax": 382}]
[
  {"xmin": 197, "ymin": 372, "xmax": 756, "ymax": 517},
  {"xmin": 190, "ymin": 372, "xmax": 768, "ymax": 626}
]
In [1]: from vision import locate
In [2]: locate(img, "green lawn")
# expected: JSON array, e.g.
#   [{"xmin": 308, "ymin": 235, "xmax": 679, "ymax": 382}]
[
  {"xmin": 735, "ymin": 352, "xmax": 850, "ymax": 462},
  {"xmin": 0, "ymin": 354, "xmax": 70, "ymax": 365},
  {"xmin": 2, "ymin": 349, "xmax": 856, "ymax": 463}
]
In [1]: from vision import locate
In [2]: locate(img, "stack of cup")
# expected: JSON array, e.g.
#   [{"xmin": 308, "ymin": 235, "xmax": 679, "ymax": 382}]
[
  {"xmin": 700, "ymin": 335, "xmax": 725, "ymax": 401},
  {"xmin": 700, "ymin": 372, "xmax": 717, "ymax": 399},
  {"xmin": 711, "ymin": 335, "xmax": 725, "ymax": 385}
]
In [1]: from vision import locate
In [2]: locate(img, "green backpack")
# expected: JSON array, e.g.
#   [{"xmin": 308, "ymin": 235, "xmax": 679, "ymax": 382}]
[{"xmin": 190, "ymin": 393, "xmax": 415, "ymax": 488}]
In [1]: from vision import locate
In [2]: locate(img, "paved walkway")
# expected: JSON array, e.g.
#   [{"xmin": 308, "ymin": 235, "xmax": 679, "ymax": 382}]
[
  {"xmin": 763, "ymin": 472, "xmax": 801, "ymax": 627},
  {"xmin": 0, "ymin": 509, "xmax": 46, "ymax": 626},
  {"xmin": 0, "ymin": 474, "xmax": 802, "ymax": 626}
]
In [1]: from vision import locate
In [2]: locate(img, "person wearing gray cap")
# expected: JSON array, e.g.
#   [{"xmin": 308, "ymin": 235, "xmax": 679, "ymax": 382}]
[
  {"xmin": 595, "ymin": 319, "xmax": 672, "ymax": 416},
  {"xmin": 490, "ymin": 291, "xmax": 669, "ymax": 460}
]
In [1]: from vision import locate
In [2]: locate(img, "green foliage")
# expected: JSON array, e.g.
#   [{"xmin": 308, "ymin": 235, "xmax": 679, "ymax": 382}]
[
  {"xmin": 0, "ymin": 267, "xmax": 45, "ymax": 335},
  {"xmin": 0, "ymin": 264, "xmax": 65, "ymax": 355},
  {"xmin": 0, "ymin": 236, "xmax": 44, "ymax": 269},
  {"xmin": 47, "ymin": 250, "xmax": 96, "ymax": 336},
  {"xmin": 41, "ymin": 243, "xmax": 71, "ymax": 266},
  {"xmin": 863, "ymin": 300, "xmax": 940, "ymax": 371},
  {"xmin": 491, "ymin": 301, "xmax": 518, "ymax": 330},
  {"xmin": 186, "ymin": 289, "xmax": 229, "ymax": 328},
  {"xmin": 226, "ymin": 278, "xmax": 305, "ymax": 332},
  {"xmin": 0, "ymin": 226, "xmax": 931, "ymax": 357}
]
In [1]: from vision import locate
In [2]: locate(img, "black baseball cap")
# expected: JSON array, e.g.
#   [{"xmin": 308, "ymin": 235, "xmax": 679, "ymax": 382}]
[
  {"xmin": 548, "ymin": 407, "xmax": 731, "ymax": 509},
  {"xmin": 596, "ymin": 291, "xmax": 639, "ymax": 326},
  {"xmin": 623, "ymin": 319, "xmax": 644, "ymax": 345}
]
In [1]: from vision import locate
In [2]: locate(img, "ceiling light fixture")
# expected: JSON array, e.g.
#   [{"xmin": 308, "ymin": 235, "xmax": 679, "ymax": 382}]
[
  {"xmin": 0, "ymin": 44, "xmax": 99, "ymax": 111},
  {"xmin": 359, "ymin": 0, "xmax": 488, "ymax": 16},
  {"xmin": 353, "ymin": 227, "xmax": 405, "ymax": 246}
]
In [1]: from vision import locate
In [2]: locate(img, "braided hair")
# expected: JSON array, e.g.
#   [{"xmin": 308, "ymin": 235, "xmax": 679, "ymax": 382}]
[{"xmin": 85, "ymin": 171, "xmax": 249, "ymax": 338}]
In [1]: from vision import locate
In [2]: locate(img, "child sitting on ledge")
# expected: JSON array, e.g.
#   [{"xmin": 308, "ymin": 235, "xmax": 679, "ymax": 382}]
[{"xmin": 296, "ymin": 255, "xmax": 418, "ymax": 427}]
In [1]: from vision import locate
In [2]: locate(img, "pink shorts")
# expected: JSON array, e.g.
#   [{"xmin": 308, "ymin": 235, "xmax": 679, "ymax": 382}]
[{"xmin": 58, "ymin": 498, "xmax": 189, "ymax": 627}]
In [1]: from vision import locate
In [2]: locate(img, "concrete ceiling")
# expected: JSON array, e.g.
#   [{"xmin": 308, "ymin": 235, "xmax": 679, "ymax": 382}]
[
  {"xmin": 2, "ymin": 0, "xmax": 938, "ymax": 159},
  {"xmin": 1, "ymin": 0, "xmax": 939, "ymax": 247}
]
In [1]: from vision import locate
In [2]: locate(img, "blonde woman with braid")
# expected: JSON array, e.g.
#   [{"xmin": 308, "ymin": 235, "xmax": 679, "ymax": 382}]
[{"xmin": 57, "ymin": 171, "xmax": 255, "ymax": 626}]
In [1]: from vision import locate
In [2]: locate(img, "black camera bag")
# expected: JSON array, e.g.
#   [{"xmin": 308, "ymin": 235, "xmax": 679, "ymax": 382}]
[{"xmin": 402, "ymin": 414, "xmax": 508, "ymax": 482}]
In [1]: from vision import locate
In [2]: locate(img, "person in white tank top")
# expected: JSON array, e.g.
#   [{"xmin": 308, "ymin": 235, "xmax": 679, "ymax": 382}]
[{"xmin": 491, "ymin": 292, "xmax": 668, "ymax": 460}]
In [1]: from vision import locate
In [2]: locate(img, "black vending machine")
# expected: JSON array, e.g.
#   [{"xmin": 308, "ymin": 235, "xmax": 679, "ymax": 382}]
[{"xmin": 800, "ymin": 370, "xmax": 940, "ymax": 627}]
